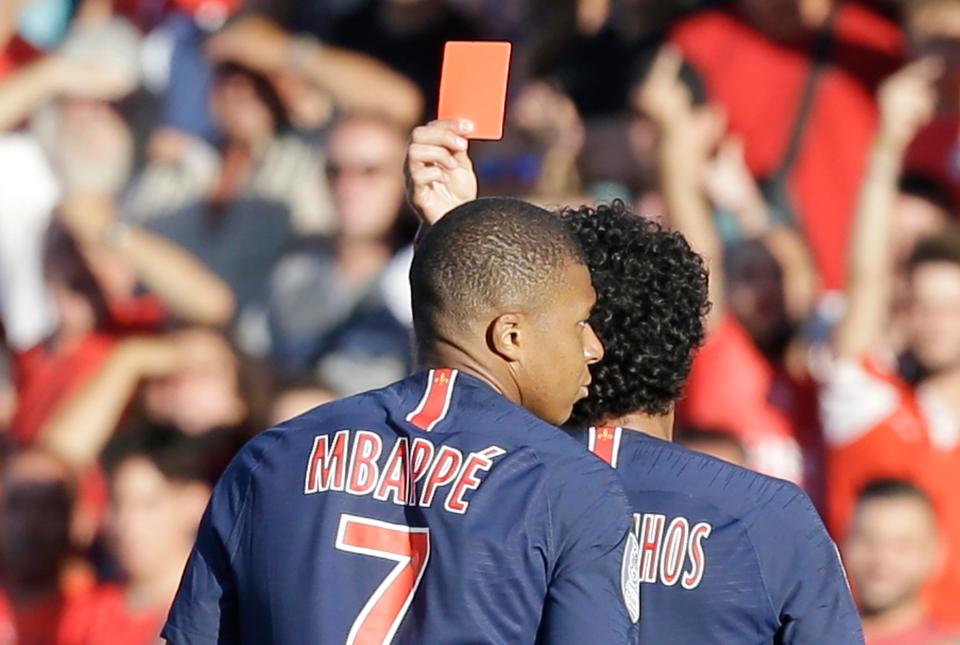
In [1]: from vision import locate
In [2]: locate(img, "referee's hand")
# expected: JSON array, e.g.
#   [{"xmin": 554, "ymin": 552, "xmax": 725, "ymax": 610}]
[{"xmin": 405, "ymin": 119, "xmax": 478, "ymax": 227}]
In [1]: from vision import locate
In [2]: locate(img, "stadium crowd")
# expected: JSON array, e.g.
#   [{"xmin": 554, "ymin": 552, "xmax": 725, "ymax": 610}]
[{"xmin": 1, "ymin": 0, "xmax": 960, "ymax": 642}]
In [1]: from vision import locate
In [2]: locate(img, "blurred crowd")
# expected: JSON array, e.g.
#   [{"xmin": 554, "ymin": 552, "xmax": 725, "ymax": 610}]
[{"xmin": 1, "ymin": 0, "xmax": 959, "ymax": 642}]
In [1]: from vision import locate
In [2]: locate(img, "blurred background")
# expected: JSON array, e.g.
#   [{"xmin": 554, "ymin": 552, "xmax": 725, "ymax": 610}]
[{"xmin": 0, "ymin": 0, "xmax": 959, "ymax": 642}]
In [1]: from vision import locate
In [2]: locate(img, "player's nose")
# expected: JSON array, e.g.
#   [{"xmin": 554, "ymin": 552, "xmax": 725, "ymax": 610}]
[{"xmin": 583, "ymin": 322, "xmax": 604, "ymax": 365}]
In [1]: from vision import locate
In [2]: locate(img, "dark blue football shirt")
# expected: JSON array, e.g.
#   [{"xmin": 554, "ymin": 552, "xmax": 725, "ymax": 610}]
[
  {"xmin": 576, "ymin": 426, "xmax": 863, "ymax": 644},
  {"xmin": 163, "ymin": 370, "xmax": 635, "ymax": 644}
]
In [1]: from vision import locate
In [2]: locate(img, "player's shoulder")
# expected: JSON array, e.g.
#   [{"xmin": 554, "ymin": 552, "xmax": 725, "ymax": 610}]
[
  {"xmin": 608, "ymin": 429, "xmax": 813, "ymax": 522},
  {"xmin": 220, "ymin": 383, "xmax": 401, "ymax": 476},
  {"xmin": 533, "ymin": 422, "xmax": 627, "ymax": 479}
]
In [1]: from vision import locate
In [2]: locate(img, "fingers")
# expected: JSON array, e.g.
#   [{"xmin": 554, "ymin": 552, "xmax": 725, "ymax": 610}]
[
  {"xmin": 410, "ymin": 119, "xmax": 473, "ymax": 153},
  {"xmin": 647, "ymin": 43, "xmax": 684, "ymax": 86},
  {"xmin": 409, "ymin": 165, "xmax": 447, "ymax": 187},
  {"xmin": 407, "ymin": 143, "xmax": 459, "ymax": 170}
]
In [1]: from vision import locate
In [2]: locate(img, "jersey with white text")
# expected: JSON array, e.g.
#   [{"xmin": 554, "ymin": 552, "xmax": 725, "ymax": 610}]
[
  {"xmin": 577, "ymin": 426, "xmax": 863, "ymax": 644},
  {"xmin": 163, "ymin": 370, "xmax": 635, "ymax": 645}
]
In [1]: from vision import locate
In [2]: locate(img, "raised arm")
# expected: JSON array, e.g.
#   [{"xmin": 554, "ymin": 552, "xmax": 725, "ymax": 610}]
[
  {"xmin": 512, "ymin": 81, "xmax": 585, "ymax": 201},
  {"xmin": 405, "ymin": 118, "xmax": 478, "ymax": 228},
  {"xmin": 0, "ymin": 54, "xmax": 136, "ymax": 132},
  {"xmin": 636, "ymin": 46, "xmax": 727, "ymax": 330},
  {"xmin": 59, "ymin": 194, "xmax": 235, "ymax": 327},
  {"xmin": 704, "ymin": 137, "xmax": 819, "ymax": 323},
  {"xmin": 833, "ymin": 59, "xmax": 940, "ymax": 359},
  {"xmin": 38, "ymin": 335, "xmax": 181, "ymax": 469},
  {"xmin": 207, "ymin": 15, "xmax": 424, "ymax": 128}
]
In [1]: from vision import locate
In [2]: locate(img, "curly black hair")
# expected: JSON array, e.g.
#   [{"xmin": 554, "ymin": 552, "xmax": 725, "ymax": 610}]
[{"xmin": 562, "ymin": 200, "xmax": 710, "ymax": 426}]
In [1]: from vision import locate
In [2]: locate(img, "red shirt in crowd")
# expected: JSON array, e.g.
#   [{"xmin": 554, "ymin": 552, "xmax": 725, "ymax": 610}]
[
  {"xmin": 0, "ymin": 576, "xmax": 96, "ymax": 645},
  {"xmin": 9, "ymin": 295, "xmax": 167, "ymax": 446},
  {"xmin": 679, "ymin": 315, "xmax": 824, "ymax": 495},
  {"xmin": 0, "ymin": 584, "xmax": 165, "ymax": 645},
  {"xmin": 818, "ymin": 351, "xmax": 960, "ymax": 628},
  {"xmin": 79, "ymin": 585, "xmax": 165, "ymax": 645},
  {"xmin": 671, "ymin": 3, "xmax": 903, "ymax": 290},
  {"xmin": 0, "ymin": 37, "xmax": 39, "ymax": 81},
  {"xmin": 867, "ymin": 618, "xmax": 957, "ymax": 645},
  {"xmin": 905, "ymin": 115, "xmax": 960, "ymax": 209}
]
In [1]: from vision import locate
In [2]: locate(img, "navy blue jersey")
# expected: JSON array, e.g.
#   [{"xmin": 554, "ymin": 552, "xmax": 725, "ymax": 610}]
[
  {"xmin": 576, "ymin": 426, "xmax": 863, "ymax": 644},
  {"xmin": 163, "ymin": 370, "xmax": 635, "ymax": 645}
]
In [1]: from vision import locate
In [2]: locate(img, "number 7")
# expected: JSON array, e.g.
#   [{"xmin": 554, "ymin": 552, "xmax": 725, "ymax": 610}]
[{"xmin": 336, "ymin": 514, "xmax": 431, "ymax": 645}]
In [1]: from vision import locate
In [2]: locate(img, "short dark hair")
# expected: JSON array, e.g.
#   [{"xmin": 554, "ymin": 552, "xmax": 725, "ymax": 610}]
[
  {"xmin": 214, "ymin": 62, "xmax": 290, "ymax": 133},
  {"xmin": 909, "ymin": 224, "xmax": 960, "ymax": 273},
  {"xmin": 856, "ymin": 478, "xmax": 935, "ymax": 512},
  {"xmin": 102, "ymin": 425, "xmax": 218, "ymax": 487},
  {"xmin": 564, "ymin": 201, "xmax": 710, "ymax": 424},
  {"xmin": 410, "ymin": 197, "xmax": 586, "ymax": 355}
]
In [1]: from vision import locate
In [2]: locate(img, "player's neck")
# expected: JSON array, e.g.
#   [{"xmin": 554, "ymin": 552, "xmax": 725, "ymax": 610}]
[
  {"xmin": 602, "ymin": 411, "xmax": 674, "ymax": 442},
  {"xmin": 861, "ymin": 594, "xmax": 927, "ymax": 639},
  {"xmin": 417, "ymin": 340, "xmax": 516, "ymax": 402}
]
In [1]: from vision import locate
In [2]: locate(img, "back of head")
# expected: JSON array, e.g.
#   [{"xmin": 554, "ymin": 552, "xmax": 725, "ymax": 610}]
[
  {"xmin": 103, "ymin": 426, "xmax": 218, "ymax": 582},
  {"xmin": 855, "ymin": 479, "xmax": 936, "ymax": 514},
  {"xmin": 563, "ymin": 200, "xmax": 709, "ymax": 426},
  {"xmin": 0, "ymin": 449, "xmax": 76, "ymax": 586},
  {"xmin": 908, "ymin": 224, "xmax": 960, "ymax": 272},
  {"xmin": 102, "ymin": 424, "xmax": 217, "ymax": 488},
  {"xmin": 410, "ymin": 197, "xmax": 585, "ymax": 357}
]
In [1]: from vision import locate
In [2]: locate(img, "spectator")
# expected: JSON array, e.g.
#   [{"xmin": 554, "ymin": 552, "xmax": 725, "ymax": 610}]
[
  {"xmin": 637, "ymin": 46, "xmax": 822, "ymax": 489},
  {"xmin": 39, "ymin": 327, "xmax": 254, "ymax": 472},
  {"xmin": 0, "ymin": 449, "xmax": 94, "ymax": 645},
  {"xmin": 125, "ymin": 60, "xmax": 331, "ymax": 353},
  {"xmin": 9, "ymin": 158, "xmax": 235, "ymax": 448},
  {"xmin": 670, "ymin": 0, "xmax": 903, "ymax": 290},
  {"xmin": 887, "ymin": 173, "xmax": 952, "ymax": 357},
  {"xmin": 489, "ymin": 80, "xmax": 586, "ymax": 203},
  {"xmin": 267, "ymin": 113, "xmax": 416, "ymax": 395},
  {"xmin": 205, "ymin": 13, "xmax": 424, "ymax": 130},
  {"xmin": 844, "ymin": 480, "xmax": 956, "ymax": 644},
  {"xmin": 0, "ymin": 12, "xmax": 140, "ymax": 133},
  {"xmin": 0, "ymin": 8, "xmax": 234, "ymax": 448},
  {"xmin": 10, "ymin": 200, "xmax": 235, "ymax": 447},
  {"xmin": 79, "ymin": 428, "xmax": 214, "ymax": 645},
  {"xmin": 820, "ymin": 57, "xmax": 960, "ymax": 627},
  {"xmin": 142, "ymin": 0, "xmax": 242, "ymax": 147}
]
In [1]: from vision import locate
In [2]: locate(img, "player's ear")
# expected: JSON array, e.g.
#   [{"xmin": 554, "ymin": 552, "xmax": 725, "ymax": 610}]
[{"xmin": 488, "ymin": 312, "xmax": 525, "ymax": 362}]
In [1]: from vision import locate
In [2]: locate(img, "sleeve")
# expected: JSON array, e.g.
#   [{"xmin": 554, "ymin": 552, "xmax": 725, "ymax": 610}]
[
  {"xmin": 812, "ymin": 347, "xmax": 901, "ymax": 449},
  {"xmin": 0, "ymin": 134, "xmax": 59, "ymax": 350},
  {"xmin": 536, "ymin": 456, "xmax": 636, "ymax": 645},
  {"xmin": 162, "ymin": 435, "xmax": 268, "ymax": 645},
  {"xmin": 756, "ymin": 483, "xmax": 864, "ymax": 645}
]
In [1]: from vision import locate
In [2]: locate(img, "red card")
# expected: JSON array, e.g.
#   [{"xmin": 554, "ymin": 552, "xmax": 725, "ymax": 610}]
[{"xmin": 437, "ymin": 41, "xmax": 512, "ymax": 140}]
